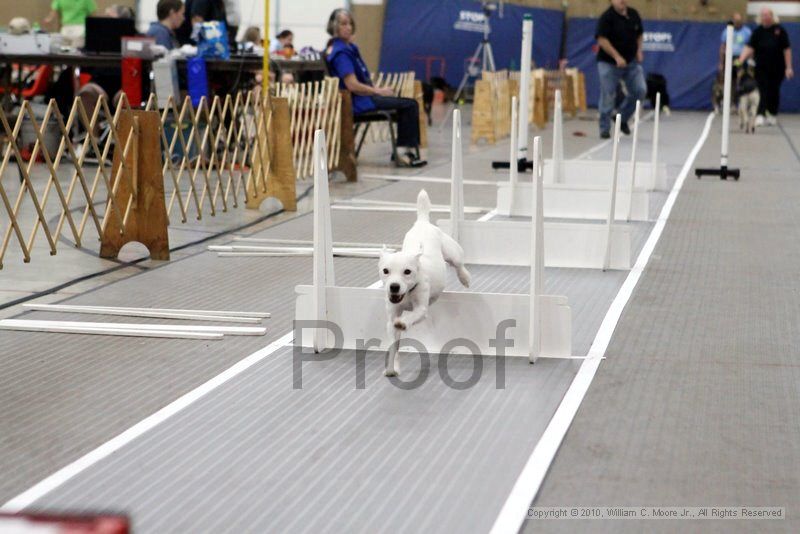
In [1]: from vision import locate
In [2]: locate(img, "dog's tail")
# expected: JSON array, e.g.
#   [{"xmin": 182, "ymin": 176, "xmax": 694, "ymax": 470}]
[{"xmin": 416, "ymin": 189, "xmax": 431, "ymax": 223}]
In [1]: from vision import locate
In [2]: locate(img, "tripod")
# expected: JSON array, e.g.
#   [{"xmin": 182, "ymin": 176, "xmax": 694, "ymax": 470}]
[{"xmin": 440, "ymin": 5, "xmax": 497, "ymax": 128}]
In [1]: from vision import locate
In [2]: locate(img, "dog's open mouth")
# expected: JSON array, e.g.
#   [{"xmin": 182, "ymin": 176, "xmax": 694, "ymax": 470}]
[{"xmin": 389, "ymin": 293, "xmax": 404, "ymax": 304}]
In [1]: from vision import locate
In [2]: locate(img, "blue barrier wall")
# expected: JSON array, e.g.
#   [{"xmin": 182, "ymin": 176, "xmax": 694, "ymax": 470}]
[
  {"xmin": 566, "ymin": 18, "xmax": 800, "ymax": 112},
  {"xmin": 379, "ymin": 0, "xmax": 564, "ymax": 87},
  {"xmin": 379, "ymin": 5, "xmax": 799, "ymax": 112}
]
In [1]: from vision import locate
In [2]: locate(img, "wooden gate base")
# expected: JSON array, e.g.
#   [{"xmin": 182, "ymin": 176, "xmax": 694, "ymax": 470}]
[{"xmin": 100, "ymin": 110, "xmax": 170, "ymax": 261}]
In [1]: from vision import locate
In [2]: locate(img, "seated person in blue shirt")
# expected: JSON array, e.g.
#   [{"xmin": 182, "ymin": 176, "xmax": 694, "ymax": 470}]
[
  {"xmin": 147, "ymin": 0, "xmax": 184, "ymax": 50},
  {"xmin": 325, "ymin": 8, "xmax": 426, "ymax": 167}
]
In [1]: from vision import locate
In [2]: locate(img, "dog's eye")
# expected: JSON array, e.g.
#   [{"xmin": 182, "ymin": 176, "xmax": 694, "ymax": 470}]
[
  {"xmin": 382, "ymin": 268, "xmax": 389, "ymax": 274},
  {"xmin": 404, "ymin": 269, "xmax": 412, "ymax": 275}
]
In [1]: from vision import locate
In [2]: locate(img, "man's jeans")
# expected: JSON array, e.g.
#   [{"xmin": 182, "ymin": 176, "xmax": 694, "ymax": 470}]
[{"xmin": 597, "ymin": 61, "xmax": 647, "ymax": 134}]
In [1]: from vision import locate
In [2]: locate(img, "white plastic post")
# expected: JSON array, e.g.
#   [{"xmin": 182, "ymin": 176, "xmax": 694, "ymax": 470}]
[
  {"xmin": 603, "ymin": 114, "xmax": 622, "ymax": 271},
  {"xmin": 509, "ymin": 96, "xmax": 519, "ymax": 187},
  {"xmin": 529, "ymin": 136, "xmax": 544, "ymax": 363},
  {"xmin": 312, "ymin": 129, "xmax": 334, "ymax": 352},
  {"xmin": 552, "ymin": 89, "xmax": 564, "ymax": 183},
  {"xmin": 651, "ymin": 92, "xmax": 660, "ymax": 186},
  {"xmin": 517, "ymin": 15, "xmax": 533, "ymax": 163},
  {"xmin": 626, "ymin": 100, "xmax": 641, "ymax": 221},
  {"xmin": 450, "ymin": 109, "xmax": 464, "ymax": 242},
  {"xmin": 721, "ymin": 25, "xmax": 733, "ymax": 167}
]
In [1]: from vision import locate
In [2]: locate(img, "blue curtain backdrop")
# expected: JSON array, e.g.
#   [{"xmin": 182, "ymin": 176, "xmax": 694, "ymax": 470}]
[
  {"xmin": 379, "ymin": 4, "xmax": 800, "ymax": 112},
  {"xmin": 379, "ymin": 0, "xmax": 564, "ymax": 86}
]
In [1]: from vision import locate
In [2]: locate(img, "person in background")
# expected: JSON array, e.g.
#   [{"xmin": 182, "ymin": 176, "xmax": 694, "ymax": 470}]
[
  {"xmin": 271, "ymin": 30, "xmax": 294, "ymax": 54},
  {"xmin": 738, "ymin": 7, "xmax": 794, "ymax": 126},
  {"xmin": 242, "ymin": 26, "xmax": 262, "ymax": 47},
  {"xmin": 147, "ymin": 0, "xmax": 184, "ymax": 51},
  {"xmin": 594, "ymin": 0, "xmax": 647, "ymax": 139},
  {"xmin": 720, "ymin": 12, "xmax": 751, "ymax": 69},
  {"xmin": 325, "ymin": 9, "xmax": 426, "ymax": 167},
  {"xmin": 43, "ymin": 0, "xmax": 96, "ymax": 48}
]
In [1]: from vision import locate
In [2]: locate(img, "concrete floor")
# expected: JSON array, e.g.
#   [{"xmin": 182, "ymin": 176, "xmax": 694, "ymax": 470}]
[{"xmin": 1, "ymin": 103, "xmax": 796, "ymax": 532}]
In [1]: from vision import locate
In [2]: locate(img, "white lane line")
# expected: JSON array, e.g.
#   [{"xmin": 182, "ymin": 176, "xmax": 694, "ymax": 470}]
[
  {"xmin": 489, "ymin": 112, "xmax": 716, "ymax": 534},
  {"xmin": 0, "ymin": 331, "xmax": 294, "ymax": 513}
]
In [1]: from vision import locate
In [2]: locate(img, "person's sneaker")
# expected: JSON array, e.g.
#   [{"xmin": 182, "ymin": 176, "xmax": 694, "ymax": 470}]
[
  {"xmin": 620, "ymin": 122, "xmax": 631, "ymax": 135},
  {"xmin": 766, "ymin": 114, "xmax": 777, "ymax": 126},
  {"xmin": 662, "ymin": 105, "xmax": 671, "ymax": 117},
  {"xmin": 600, "ymin": 130, "xmax": 611, "ymax": 139},
  {"xmin": 755, "ymin": 115, "xmax": 765, "ymax": 127}
]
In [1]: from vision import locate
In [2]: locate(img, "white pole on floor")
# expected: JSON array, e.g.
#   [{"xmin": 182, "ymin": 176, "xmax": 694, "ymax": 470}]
[
  {"xmin": 450, "ymin": 109, "xmax": 464, "ymax": 242},
  {"xmin": 21, "ymin": 304, "xmax": 262, "ymax": 324},
  {"xmin": 22, "ymin": 303, "xmax": 270, "ymax": 319},
  {"xmin": 720, "ymin": 25, "xmax": 733, "ymax": 168},
  {"xmin": 312, "ymin": 129, "xmax": 334, "ymax": 353},
  {"xmin": 603, "ymin": 114, "xmax": 622, "ymax": 271},
  {"xmin": 651, "ymin": 92, "xmax": 660, "ymax": 187},
  {"xmin": 626, "ymin": 100, "xmax": 641, "ymax": 221},
  {"xmin": 552, "ymin": 89, "xmax": 564, "ymax": 183},
  {"xmin": 529, "ymin": 135, "xmax": 544, "ymax": 364},
  {"xmin": 517, "ymin": 15, "xmax": 533, "ymax": 165}
]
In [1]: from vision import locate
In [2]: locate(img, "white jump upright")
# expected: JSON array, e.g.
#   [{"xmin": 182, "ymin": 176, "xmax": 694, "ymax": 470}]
[
  {"xmin": 529, "ymin": 136, "xmax": 544, "ymax": 363},
  {"xmin": 441, "ymin": 114, "xmax": 632, "ymax": 269},
  {"xmin": 603, "ymin": 114, "xmax": 623, "ymax": 271},
  {"xmin": 450, "ymin": 109, "xmax": 465, "ymax": 243},
  {"xmin": 496, "ymin": 92, "xmax": 651, "ymax": 221},
  {"xmin": 695, "ymin": 25, "xmax": 740, "ymax": 180},
  {"xmin": 294, "ymin": 129, "xmax": 571, "ymax": 360},
  {"xmin": 625, "ymin": 100, "xmax": 642, "ymax": 222},
  {"xmin": 651, "ymin": 92, "xmax": 661, "ymax": 189},
  {"xmin": 551, "ymin": 90, "xmax": 564, "ymax": 184},
  {"xmin": 516, "ymin": 14, "xmax": 533, "ymax": 166}
]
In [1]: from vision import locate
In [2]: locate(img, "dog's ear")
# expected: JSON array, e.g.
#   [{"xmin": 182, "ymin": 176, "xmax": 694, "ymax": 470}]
[{"xmin": 379, "ymin": 244, "xmax": 389, "ymax": 260}]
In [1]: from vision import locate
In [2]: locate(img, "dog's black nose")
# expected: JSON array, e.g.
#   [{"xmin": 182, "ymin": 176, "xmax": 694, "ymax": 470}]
[{"xmin": 389, "ymin": 283, "xmax": 400, "ymax": 293}]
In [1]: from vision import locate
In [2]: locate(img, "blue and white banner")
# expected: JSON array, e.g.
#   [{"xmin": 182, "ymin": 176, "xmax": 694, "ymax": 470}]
[{"xmin": 380, "ymin": 0, "xmax": 564, "ymax": 86}]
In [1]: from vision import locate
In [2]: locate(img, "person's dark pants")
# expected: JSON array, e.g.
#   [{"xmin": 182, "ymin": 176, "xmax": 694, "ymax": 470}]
[
  {"xmin": 755, "ymin": 71, "xmax": 783, "ymax": 116},
  {"xmin": 369, "ymin": 96, "xmax": 421, "ymax": 148}
]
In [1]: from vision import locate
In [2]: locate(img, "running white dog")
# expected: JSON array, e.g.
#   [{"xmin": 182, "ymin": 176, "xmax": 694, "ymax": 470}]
[{"xmin": 378, "ymin": 189, "xmax": 471, "ymax": 376}]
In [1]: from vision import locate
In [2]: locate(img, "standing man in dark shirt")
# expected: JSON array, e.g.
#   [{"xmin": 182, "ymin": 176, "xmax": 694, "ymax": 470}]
[
  {"xmin": 738, "ymin": 7, "xmax": 794, "ymax": 126},
  {"xmin": 595, "ymin": 0, "xmax": 647, "ymax": 138}
]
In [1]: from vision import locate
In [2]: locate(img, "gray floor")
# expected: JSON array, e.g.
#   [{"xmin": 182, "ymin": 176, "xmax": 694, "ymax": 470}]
[
  {"xmin": 527, "ymin": 117, "xmax": 800, "ymax": 533},
  {"xmin": 0, "ymin": 107, "xmax": 734, "ymax": 532}
]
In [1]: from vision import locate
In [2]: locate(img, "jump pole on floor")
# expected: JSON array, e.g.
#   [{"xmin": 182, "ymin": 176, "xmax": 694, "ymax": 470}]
[
  {"xmin": 696, "ymin": 25, "xmax": 740, "ymax": 180},
  {"xmin": 492, "ymin": 14, "xmax": 534, "ymax": 172}
]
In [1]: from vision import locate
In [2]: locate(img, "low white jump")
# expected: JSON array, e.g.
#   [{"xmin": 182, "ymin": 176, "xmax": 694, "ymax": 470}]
[
  {"xmin": 440, "ymin": 107, "xmax": 633, "ymax": 271},
  {"xmin": 294, "ymin": 127, "xmax": 572, "ymax": 362}
]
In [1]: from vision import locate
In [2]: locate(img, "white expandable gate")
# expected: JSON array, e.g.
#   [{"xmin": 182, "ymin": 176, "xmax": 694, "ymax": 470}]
[
  {"xmin": 497, "ymin": 91, "xmax": 652, "ymax": 222},
  {"xmin": 439, "ymin": 110, "xmax": 632, "ymax": 270},
  {"xmin": 294, "ymin": 130, "xmax": 572, "ymax": 361}
]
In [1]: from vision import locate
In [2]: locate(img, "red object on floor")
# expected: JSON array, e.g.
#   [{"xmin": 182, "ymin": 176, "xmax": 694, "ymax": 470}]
[
  {"xmin": 0, "ymin": 513, "xmax": 129, "ymax": 534},
  {"xmin": 121, "ymin": 57, "xmax": 143, "ymax": 107}
]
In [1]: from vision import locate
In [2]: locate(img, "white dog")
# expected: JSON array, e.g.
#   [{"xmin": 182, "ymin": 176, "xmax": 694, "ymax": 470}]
[{"xmin": 378, "ymin": 189, "xmax": 471, "ymax": 376}]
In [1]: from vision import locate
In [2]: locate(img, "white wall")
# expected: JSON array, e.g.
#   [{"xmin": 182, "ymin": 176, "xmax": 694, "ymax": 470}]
[{"xmin": 136, "ymin": 0, "xmax": 343, "ymax": 50}]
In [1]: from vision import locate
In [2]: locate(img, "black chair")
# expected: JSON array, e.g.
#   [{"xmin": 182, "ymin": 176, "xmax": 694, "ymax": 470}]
[{"xmin": 353, "ymin": 109, "xmax": 397, "ymax": 159}]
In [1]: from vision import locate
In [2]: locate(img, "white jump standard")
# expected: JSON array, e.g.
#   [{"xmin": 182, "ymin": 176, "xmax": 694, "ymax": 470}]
[
  {"xmin": 496, "ymin": 93, "xmax": 651, "ymax": 222},
  {"xmin": 440, "ymin": 110, "xmax": 633, "ymax": 270},
  {"xmin": 294, "ymin": 129, "xmax": 572, "ymax": 367}
]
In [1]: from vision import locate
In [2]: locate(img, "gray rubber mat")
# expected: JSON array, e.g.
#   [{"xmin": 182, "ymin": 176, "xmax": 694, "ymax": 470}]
[{"xmin": 527, "ymin": 116, "xmax": 800, "ymax": 533}]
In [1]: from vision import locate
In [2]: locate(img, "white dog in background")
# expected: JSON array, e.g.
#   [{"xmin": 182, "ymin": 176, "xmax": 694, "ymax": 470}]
[{"xmin": 378, "ymin": 189, "xmax": 471, "ymax": 376}]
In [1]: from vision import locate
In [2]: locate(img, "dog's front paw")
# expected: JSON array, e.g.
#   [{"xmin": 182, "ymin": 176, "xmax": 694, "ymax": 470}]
[
  {"xmin": 393, "ymin": 318, "xmax": 407, "ymax": 331},
  {"xmin": 384, "ymin": 367, "xmax": 398, "ymax": 377}
]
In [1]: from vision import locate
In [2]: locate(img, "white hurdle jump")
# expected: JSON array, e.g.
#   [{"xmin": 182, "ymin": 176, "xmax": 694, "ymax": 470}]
[
  {"xmin": 294, "ymin": 129, "xmax": 572, "ymax": 361},
  {"xmin": 497, "ymin": 91, "xmax": 651, "ymax": 222},
  {"xmin": 541, "ymin": 91, "xmax": 667, "ymax": 191},
  {"xmin": 439, "ymin": 110, "xmax": 632, "ymax": 270}
]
